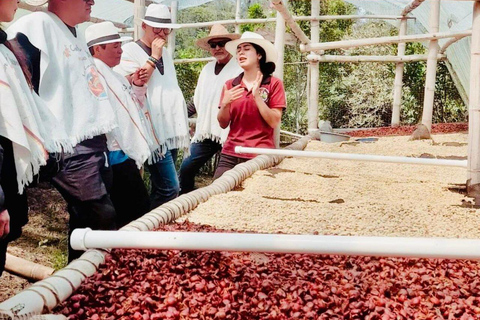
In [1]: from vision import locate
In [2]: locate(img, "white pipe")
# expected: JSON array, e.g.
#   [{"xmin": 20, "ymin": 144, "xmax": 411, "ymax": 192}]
[
  {"xmin": 71, "ymin": 228, "xmax": 480, "ymax": 260},
  {"xmin": 235, "ymin": 146, "xmax": 467, "ymax": 168}
]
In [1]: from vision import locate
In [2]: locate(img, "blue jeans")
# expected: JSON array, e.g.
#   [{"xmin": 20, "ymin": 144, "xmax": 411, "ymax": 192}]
[
  {"xmin": 146, "ymin": 149, "xmax": 179, "ymax": 209},
  {"xmin": 179, "ymin": 139, "xmax": 222, "ymax": 194}
]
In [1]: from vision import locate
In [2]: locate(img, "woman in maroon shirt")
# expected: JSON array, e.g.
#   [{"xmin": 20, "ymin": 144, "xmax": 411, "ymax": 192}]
[{"xmin": 215, "ymin": 32, "xmax": 286, "ymax": 179}]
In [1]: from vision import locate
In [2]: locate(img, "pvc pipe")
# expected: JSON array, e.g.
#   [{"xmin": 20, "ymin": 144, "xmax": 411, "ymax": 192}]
[
  {"xmin": 235, "ymin": 146, "xmax": 467, "ymax": 168},
  {"xmin": 71, "ymin": 228, "xmax": 480, "ymax": 260}
]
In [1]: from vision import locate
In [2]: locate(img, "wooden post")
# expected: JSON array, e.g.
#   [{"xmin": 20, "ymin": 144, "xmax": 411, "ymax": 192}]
[
  {"xmin": 235, "ymin": 0, "xmax": 241, "ymax": 34},
  {"xmin": 273, "ymin": 0, "xmax": 286, "ymax": 148},
  {"xmin": 467, "ymin": 1, "xmax": 480, "ymax": 203},
  {"xmin": 134, "ymin": 0, "xmax": 145, "ymax": 41},
  {"xmin": 392, "ymin": 18, "xmax": 407, "ymax": 126},
  {"xmin": 420, "ymin": 0, "xmax": 441, "ymax": 132},
  {"xmin": 168, "ymin": 1, "xmax": 178, "ymax": 58},
  {"xmin": 308, "ymin": 0, "xmax": 320, "ymax": 133}
]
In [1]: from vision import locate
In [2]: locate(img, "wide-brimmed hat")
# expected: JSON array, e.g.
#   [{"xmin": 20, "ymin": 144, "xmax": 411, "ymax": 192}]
[
  {"xmin": 142, "ymin": 4, "xmax": 181, "ymax": 29},
  {"xmin": 225, "ymin": 31, "xmax": 277, "ymax": 63},
  {"xmin": 195, "ymin": 24, "xmax": 240, "ymax": 50},
  {"xmin": 85, "ymin": 22, "xmax": 132, "ymax": 48},
  {"xmin": 24, "ymin": 0, "xmax": 47, "ymax": 5}
]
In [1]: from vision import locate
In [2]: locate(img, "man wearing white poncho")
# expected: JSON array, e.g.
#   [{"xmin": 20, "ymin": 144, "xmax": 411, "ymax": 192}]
[
  {"xmin": 8, "ymin": 0, "xmax": 119, "ymax": 261},
  {"xmin": 115, "ymin": 4, "xmax": 190, "ymax": 209},
  {"xmin": 85, "ymin": 22, "xmax": 159, "ymax": 228},
  {"xmin": 0, "ymin": 0, "xmax": 69, "ymax": 275}
]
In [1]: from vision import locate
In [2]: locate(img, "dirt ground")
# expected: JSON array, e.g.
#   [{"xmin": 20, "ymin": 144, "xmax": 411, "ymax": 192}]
[{"xmin": 180, "ymin": 133, "xmax": 476, "ymax": 239}]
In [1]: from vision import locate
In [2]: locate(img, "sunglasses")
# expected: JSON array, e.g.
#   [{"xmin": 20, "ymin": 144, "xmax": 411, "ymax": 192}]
[
  {"xmin": 209, "ymin": 41, "xmax": 228, "ymax": 49},
  {"xmin": 153, "ymin": 28, "xmax": 172, "ymax": 35}
]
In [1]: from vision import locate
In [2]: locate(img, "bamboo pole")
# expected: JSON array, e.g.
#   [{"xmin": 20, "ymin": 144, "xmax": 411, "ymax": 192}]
[
  {"xmin": 235, "ymin": 0, "xmax": 241, "ymax": 34},
  {"xmin": 467, "ymin": 1, "xmax": 480, "ymax": 203},
  {"xmin": 439, "ymin": 32, "xmax": 472, "ymax": 54},
  {"xmin": 5, "ymin": 254, "xmax": 55, "ymax": 281},
  {"xmin": 420, "ymin": 0, "xmax": 441, "ymax": 132},
  {"xmin": 295, "ymin": 15, "xmax": 416, "ymax": 21},
  {"xmin": 401, "ymin": 0, "xmax": 427, "ymax": 16},
  {"xmin": 124, "ymin": 15, "xmax": 415, "ymax": 31},
  {"xmin": 133, "ymin": 0, "xmax": 145, "ymax": 41},
  {"xmin": 392, "ymin": 18, "xmax": 408, "ymax": 126},
  {"xmin": 271, "ymin": 0, "xmax": 311, "ymax": 45},
  {"xmin": 308, "ymin": 0, "xmax": 320, "ymax": 133},
  {"xmin": 167, "ymin": 1, "xmax": 178, "ymax": 58},
  {"xmin": 273, "ymin": 0, "xmax": 286, "ymax": 148},
  {"xmin": 301, "ymin": 30, "xmax": 471, "ymax": 52},
  {"xmin": 306, "ymin": 53, "xmax": 446, "ymax": 63},
  {"xmin": 174, "ymin": 57, "xmax": 215, "ymax": 64}
]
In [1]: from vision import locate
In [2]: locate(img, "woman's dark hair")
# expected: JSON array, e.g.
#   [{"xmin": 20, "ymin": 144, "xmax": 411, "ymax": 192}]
[
  {"xmin": 250, "ymin": 43, "xmax": 276, "ymax": 76},
  {"xmin": 0, "ymin": 29, "xmax": 33, "ymax": 88}
]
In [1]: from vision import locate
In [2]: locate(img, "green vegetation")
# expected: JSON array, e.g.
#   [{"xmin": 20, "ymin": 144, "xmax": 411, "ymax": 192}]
[{"xmin": 174, "ymin": 0, "xmax": 466, "ymax": 132}]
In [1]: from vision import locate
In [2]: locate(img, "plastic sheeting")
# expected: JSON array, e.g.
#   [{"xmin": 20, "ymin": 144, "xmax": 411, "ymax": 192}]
[{"xmin": 344, "ymin": 0, "xmax": 473, "ymax": 103}]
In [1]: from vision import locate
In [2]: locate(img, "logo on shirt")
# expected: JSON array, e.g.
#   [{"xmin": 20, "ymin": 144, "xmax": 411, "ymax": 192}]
[
  {"xmin": 86, "ymin": 66, "xmax": 108, "ymax": 100},
  {"xmin": 259, "ymin": 87, "xmax": 269, "ymax": 103}
]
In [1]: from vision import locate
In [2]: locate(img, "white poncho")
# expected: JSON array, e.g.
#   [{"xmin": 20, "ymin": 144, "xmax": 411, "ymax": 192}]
[
  {"xmin": 94, "ymin": 58, "xmax": 158, "ymax": 168},
  {"xmin": 8, "ymin": 12, "xmax": 116, "ymax": 147},
  {"xmin": 192, "ymin": 58, "xmax": 242, "ymax": 144},
  {"xmin": 0, "ymin": 44, "xmax": 70, "ymax": 193},
  {"xmin": 115, "ymin": 42, "xmax": 190, "ymax": 155}
]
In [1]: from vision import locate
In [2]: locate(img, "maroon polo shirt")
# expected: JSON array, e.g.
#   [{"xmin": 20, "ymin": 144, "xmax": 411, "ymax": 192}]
[{"xmin": 221, "ymin": 73, "xmax": 286, "ymax": 159}]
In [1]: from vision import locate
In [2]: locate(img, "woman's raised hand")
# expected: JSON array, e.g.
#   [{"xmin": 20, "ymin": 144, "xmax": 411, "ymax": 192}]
[{"xmin": 221, "ymin": 84, "xmax": 243, "ymax": 107}]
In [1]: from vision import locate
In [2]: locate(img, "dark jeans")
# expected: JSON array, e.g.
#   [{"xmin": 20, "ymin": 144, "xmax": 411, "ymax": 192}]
[
  {"xmin": 110, "ymin": 159, "xmax": 150, "ymax": 228},
  {"xmin": 179, "ymin": 139, "xmax": 222, "ymax": 194},
  {"xmin": 213, "ymin": 153, "xmax": 249, "ymax": 180},
  {"xmin": 146, "ymin": 149, "xmax": 180, "ymax": 210},
  {"xmin": 0, "ymin": 137, "xmax": 28, "ymax": 276},
  {"xmin": 52, "ymin": 151, "xmax": 116, "ymax": 262}
]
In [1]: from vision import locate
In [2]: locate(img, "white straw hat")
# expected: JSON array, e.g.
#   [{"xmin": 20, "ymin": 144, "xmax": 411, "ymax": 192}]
[
  {"xmin": 24, "ymin": 0, "xmax": 47, "ymax": 5},
  {"xmin": 195, "ymin": 24, "xmax": 240, "ymax": 51},
  {"xmin": 225, "ymin": 31, "xmax": 278, "ymax": 63},
  {"xmin": 142, "ymin": 4, "xmax": 181, "ymax": 29},
  {"xmin": 85, "ymin": 22, "xmax": 132, "ymax": 48}
]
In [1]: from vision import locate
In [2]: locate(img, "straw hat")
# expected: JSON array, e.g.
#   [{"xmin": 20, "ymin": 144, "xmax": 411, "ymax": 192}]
[
  {"xmin": 85, "ymin": 22, "xmax": 132, "ymax": 48},
  {"xmin": 225, "ymin": 31, "xmax": 277, "ymax": 63},
  {"xmin": 195, "ymin": 24, "xmax": 240, "ymax": 51},
  {"xmin": 142, "ymin": 4, "xmax": 181, "ymax": 29},
  {"xmin": 24, "ymin": 0, "xmax": 47, "ymax": 5}
]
